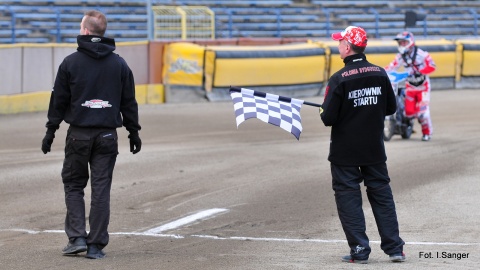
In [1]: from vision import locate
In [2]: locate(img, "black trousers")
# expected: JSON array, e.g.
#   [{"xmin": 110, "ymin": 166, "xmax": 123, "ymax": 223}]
[
  {"xmin": 61, "ymin": 126, "xmax": 118, "ymax": 249},
  {"xmin": 331, "ymin": 162, "xmax": 404, "ymax": 260}
]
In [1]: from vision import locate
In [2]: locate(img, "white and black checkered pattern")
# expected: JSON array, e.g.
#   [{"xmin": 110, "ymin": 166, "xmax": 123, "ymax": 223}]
[{"xmin": 230, "ymin": 88, "xmax": 304, "ymax": 140}]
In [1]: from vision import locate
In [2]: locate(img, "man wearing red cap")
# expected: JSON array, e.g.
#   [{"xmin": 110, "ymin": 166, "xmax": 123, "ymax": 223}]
[{"xmin": 320, "ymin": 26, "xmax": 405, "ymax": 264}]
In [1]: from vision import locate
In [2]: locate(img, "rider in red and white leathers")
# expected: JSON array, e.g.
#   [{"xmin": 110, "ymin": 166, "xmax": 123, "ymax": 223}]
[{"xmin": 384, "ymin": 31, "xmax": 436, "ymax": 141}]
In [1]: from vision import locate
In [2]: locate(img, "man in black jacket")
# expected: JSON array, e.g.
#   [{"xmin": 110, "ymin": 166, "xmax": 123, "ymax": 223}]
[
  {"xmin": 320, "ymin": 26, "xmax": 405, "ymax": 264},
  {"xmin": 41, "ymin": 10, "xmax": 141, "ymax": 259}
]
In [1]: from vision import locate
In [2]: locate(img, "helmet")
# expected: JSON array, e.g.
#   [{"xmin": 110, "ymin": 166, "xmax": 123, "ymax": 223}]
[{"xmin": 394, "ymin": 31, "xmax": 415, "ymax": 54}]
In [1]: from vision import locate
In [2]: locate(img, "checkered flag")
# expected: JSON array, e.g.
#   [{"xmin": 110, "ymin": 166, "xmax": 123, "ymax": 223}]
[{"xmin": 229, "ymin": 87, "xmax": 305, "ymax": 140}]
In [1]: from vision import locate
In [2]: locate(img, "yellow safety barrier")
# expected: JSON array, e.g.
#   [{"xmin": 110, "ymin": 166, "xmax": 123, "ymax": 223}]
[
  {"xmin": 320, "ymin": 39, "xmax": 456, "ymax": 79},
  {"xmin": 162, "ymin": 42, "xmax": 205, "ymax": 86},
  {"xmin": 0, "ymin": 85, "xmax": 160, "ymax": 114},
  {"xmin": 3, "ymin": 38, "xmax": 480, "ymax": 114},
  {"xmin": 204, "ymin": 43, "xmax": 327, "ymax": 89}
]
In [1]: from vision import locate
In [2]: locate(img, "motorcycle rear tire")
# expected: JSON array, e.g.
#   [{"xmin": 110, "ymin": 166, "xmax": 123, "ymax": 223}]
[
  {"xmin": 384, "ymin": 115, "xmax": 396, "ymax": 141},
  {"xmin": 401, "ymin": 124, "xmax": 413, "ymax": 139}
]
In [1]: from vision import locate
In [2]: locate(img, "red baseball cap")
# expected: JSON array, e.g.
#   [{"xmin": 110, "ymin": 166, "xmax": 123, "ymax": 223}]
[{"xmin": 331, "ymin": 26, "xmax": 368, "ymax": 47}]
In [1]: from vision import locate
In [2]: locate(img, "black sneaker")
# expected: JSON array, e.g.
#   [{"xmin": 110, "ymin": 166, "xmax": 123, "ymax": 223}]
[
  {"xmin": 341, "ymin": 255, "xmax": 368, "ymax": 264},
  {"xmin": 390, "ymin": 252, "xmax": 406, "ymax": 262},
  {"xmin": 85, "ymin": 244, "xmax": 106, "ymax": 259},
  {"xmin": 62, "ymin": 237, "xmax": 87, "ymax": 255}
]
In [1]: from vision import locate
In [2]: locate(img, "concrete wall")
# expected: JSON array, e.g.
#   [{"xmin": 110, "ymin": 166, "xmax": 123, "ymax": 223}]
[
  {"xmin": 0, "ymin": 42, "xmax": 150, "ymax": 96},
  {"xmin": 0, "ymin": 46, "xmax": 24, "ymax": 95}
]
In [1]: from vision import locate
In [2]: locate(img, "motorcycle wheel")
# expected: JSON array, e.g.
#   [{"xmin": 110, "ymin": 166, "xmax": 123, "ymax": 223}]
[{"xmin": 384, "ymin": 115, "xmax": 396, "ymax": 141}]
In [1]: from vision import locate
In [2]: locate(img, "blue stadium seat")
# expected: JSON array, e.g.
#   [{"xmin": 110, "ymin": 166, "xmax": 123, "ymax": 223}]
[
  {"xmin": 1, "ymin": 1, "xmax": 480, "ymax": 43},
  {"xmin": 0, "ymin": 21, "xmax": 12, "ymax": 28}
]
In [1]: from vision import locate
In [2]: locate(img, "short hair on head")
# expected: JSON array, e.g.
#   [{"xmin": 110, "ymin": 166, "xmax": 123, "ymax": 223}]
[
  {"xmin": 349, "ymin": 42, "xmax": 366, "ymax": 54},
  {"xmin": 84, "ymin": 10, "xmax": 107, "ymax": 36}
]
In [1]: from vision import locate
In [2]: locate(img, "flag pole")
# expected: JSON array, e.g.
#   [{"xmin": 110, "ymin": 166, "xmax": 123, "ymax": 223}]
[
  {"xmin": 229, "ymin": 86, "xmax": 322, "ymax": 108},
  {"xmin": 303, "ymin": 100, "xmax": 322, "ymax": 108}
]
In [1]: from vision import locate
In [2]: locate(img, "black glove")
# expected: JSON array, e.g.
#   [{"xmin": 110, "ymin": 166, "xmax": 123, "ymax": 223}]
[
  {"xmin": 41, "ymin": 129, "xmax": 56, "ymax": 154},
  {"xmin": 128, "ymin": 132, "xmax": 142, "ymax": 154}
]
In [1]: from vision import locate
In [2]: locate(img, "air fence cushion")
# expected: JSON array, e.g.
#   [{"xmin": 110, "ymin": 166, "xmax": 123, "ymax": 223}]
[
  {"xmin": 324, "ymin": 39, "xmax": 456, "ymax": 79},
  {"xmin": 204, "ymin": 43, "xmax": 327, "ymax": 90}
]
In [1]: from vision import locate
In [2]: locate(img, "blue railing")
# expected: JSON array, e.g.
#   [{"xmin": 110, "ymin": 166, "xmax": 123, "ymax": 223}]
[
  {"xmin": 469, "ymin": 9, "xmax": 478, "ymax": 37},
  {"xmin": 3, "ymin": 8, "xmax": 72, "ymax": 43},
  {"xmin": 9, "ymin": 7, "xmax": 15, "ymax": 43},
  {"xmin": 369, "ymin": 8, "xmax": 380, "ymax": 38}
]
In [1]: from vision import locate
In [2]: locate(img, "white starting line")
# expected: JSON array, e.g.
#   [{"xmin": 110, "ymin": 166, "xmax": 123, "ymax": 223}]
[
  {"xmin": 144, "ymin": 208, "xmax": 229, "ymax": 234},
  {"xmin": 1, "ymin": 208, "xmax": 479, "ymax": 247}
]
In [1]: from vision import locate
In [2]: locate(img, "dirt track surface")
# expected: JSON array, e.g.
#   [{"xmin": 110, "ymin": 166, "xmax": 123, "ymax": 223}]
[{"xmin": 1, "ymin": 89, "xmax": 479, "ymax": 269}]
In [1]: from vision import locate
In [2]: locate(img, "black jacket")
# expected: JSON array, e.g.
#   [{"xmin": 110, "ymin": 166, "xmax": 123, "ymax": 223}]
[
  {"xmin": 46, "ymin": 35, "xmax": 140, "ymax": 133},
  {"xmin": 321, "ymin": 53, "xmax": 396, "ymax": 166}
]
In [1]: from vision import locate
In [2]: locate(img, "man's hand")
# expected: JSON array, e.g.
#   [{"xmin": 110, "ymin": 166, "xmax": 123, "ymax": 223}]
[
  {"xmin": 41, "ymin": 131, "xmax": 55, "ymax": 154},
  {"xmin": 128, "ymin": 132, "xmax": 142, "ymax": 154}
]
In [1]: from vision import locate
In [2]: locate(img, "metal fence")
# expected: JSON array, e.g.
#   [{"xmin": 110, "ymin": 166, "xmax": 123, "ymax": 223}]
[{"xmin": 152, "ymin": 6, "xmax": 215, "ymax": 40}]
